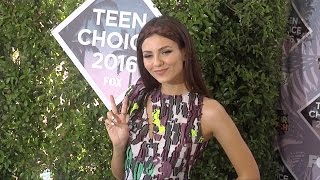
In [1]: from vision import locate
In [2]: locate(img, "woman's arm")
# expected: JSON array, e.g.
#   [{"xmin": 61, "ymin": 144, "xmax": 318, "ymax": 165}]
[
  {"xmin": 105, "ymin": 95, "xmax": 130, "ymax": 180},
  {"xmin": 202, "ymin": 98, "xmax": 260, "ymax": 180},
  {"xmin": 111, "ymin": 147, "xmax": 126, "ymax": 180}
]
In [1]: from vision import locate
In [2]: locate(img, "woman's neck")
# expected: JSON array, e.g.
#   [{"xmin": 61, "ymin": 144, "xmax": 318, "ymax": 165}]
[{"xmin": 160, "ymin": 82, "xmax": 189, "ymax": 96}]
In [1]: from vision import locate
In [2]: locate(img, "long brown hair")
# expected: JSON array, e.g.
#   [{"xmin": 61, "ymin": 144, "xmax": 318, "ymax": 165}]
[{"xmin": 136, "ymin": 15, "xmax": 209, "ymax": 97}]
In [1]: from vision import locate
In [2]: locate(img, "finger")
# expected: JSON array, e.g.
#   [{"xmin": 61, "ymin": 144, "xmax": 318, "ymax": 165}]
[
  {"xmin": 104, "ymin": 116, "xmax": 119, "ymax": 129},
  {"xmin": 109, "ymin": 95, "xmax": 119, "ymax": 115},
  {"xmin": 104, "ymin": 119, "xmax": 113, "ymax": 129},
  {"xmin": 107, "ymin": 111, "xmax": 118, "ymax": 124},
  {"xmin": 120, "ymin": 96, "xmax": 129, "ymax": 116}
]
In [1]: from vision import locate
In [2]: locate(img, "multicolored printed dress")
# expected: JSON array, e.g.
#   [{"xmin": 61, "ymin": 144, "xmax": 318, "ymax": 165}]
[{"xmin": 124, "ymin": 79, "xmax": 208, "ymax": 180}]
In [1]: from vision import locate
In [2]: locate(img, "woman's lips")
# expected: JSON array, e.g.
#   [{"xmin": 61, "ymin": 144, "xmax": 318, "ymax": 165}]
[{"xmin": 154, "ymin": 68, "xmax": 168, "ymax": 76}]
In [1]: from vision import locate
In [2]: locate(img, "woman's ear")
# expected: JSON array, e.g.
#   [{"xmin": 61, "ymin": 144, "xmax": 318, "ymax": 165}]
[
  {"xmin": 181, "ymin": 48, "xmax": 187, "ymax": 61},
  {"xmin": 182, "ymin": 49, "xmax": 187, "ymax": 67}
]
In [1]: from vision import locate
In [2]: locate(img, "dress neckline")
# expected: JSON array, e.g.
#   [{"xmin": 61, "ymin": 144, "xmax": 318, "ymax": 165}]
[
  {"xmin": 152, "ymin": 87, "xmax": 190, "ymax": 99},
  {"xmin": 160, "ymin": 90, "xmax": 190, "ymax": 98}
]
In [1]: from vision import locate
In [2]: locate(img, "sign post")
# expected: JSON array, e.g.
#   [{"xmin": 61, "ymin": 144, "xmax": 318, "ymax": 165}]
[{"xmin": 52, "ymin": 0, "xmax": 161, "ymax": 109}]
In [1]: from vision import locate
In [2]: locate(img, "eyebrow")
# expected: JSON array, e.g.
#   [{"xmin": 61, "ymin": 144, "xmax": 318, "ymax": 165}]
[{"xmin": 142, "ymin": 45, "xmax": 172, "ymax": 53}]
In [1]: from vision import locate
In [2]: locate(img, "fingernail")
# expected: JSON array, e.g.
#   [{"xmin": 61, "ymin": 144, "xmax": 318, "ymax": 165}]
[{"xmin": 111, "ymin": 122, "xmax": 115, "ymax": 126}]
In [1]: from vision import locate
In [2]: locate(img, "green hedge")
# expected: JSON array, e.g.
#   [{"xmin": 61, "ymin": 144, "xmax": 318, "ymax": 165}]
[
  {"xmin": 0, "ymin": 1, "xmax": 111, "ymax": 179},
  {"xmin": 0, "ymin": 0, "xmax": 288, "ymax": 179}
]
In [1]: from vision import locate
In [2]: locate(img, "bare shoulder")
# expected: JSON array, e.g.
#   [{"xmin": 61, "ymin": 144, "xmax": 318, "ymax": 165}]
[
  {"xmin": 201, "ymin": 97, "xmax": 235, "ymax": 139},
  {"xmin": 201, "ymin": 99, "xmax": 260, "ymax": 179},
  {"xmin": 202, "ymin": 97, "xmax": 226, "ymax": 117}
]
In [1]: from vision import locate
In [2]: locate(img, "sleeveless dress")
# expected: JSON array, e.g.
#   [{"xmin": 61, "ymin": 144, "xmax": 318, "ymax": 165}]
[{"xmin": 124, "ymin": 79, "xmax": 208, "ymax": 180}]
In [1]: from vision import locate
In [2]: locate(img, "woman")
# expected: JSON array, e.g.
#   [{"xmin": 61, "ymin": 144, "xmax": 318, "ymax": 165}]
[{"xmin": 104, "ymin": 15, "xmax": 260, "ymax": 180}]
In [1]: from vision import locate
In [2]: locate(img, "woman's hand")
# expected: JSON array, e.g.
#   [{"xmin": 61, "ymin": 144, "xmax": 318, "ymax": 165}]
[{"xmin": 104, "ymin": 95, "xmax": 129, "ymax": 150}]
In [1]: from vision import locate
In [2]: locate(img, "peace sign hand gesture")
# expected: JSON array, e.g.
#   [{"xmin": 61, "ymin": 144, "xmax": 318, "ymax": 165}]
[{"xmin": 104, "ymin": 95, "xmax": 129, "ymax": 150}]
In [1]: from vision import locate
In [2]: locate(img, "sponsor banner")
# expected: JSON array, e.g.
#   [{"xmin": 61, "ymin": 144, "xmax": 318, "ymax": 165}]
[{"xmin": 277, "ymin": 0, "xmax": 320, "ymax": 179}]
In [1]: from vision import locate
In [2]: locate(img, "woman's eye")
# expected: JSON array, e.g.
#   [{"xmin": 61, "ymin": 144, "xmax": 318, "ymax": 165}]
[
  {"xmin": 143, "ymin": 54, "xmax": 152, "ymax": 58},
  {"xmin": 162, "ymin": 50, "xmax": 172, "ymax": 54}
]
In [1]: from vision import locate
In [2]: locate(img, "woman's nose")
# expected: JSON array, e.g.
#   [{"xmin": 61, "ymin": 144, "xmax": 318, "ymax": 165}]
[{"xmin": 154, "ymin": 55, "xmax": 163, "ymax": 66}]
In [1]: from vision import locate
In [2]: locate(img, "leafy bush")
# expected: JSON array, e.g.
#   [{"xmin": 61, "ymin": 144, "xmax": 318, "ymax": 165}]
[
  {"xmin": 0, "ymin": 1, "xmax": 111, "ymax": 179},
  {"xmin": 0, "ymin": 0, "xmax": 288, "ymax": 179}
]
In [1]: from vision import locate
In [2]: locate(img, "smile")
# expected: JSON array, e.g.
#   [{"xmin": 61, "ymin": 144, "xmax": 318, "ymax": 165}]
[{"xmin": 154, "ymin": 68, "xmax": 168, "ymax": 76}]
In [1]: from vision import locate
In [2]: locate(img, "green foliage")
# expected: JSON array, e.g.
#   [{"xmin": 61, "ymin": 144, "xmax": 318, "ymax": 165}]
[
  {"xmin": 0, "ymin": 0, "xmax": 288, "ymax": 179},
  {"xmin": 0, "ymin": 1, "xmax": 111, "ymax": 179}
]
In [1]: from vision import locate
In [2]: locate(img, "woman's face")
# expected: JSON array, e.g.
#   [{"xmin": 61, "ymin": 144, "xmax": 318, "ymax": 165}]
[{"xmin": 142, "ymin": 34, "xmax": 185, "ymax": 85}]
